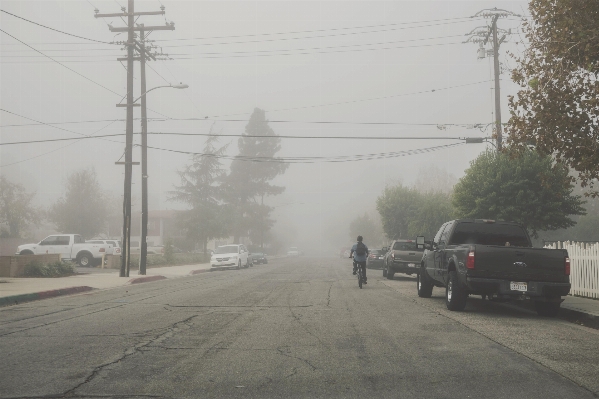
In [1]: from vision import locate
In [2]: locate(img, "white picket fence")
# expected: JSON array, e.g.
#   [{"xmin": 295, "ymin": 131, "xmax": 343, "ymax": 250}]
[{"xmin": 544, "ymin": 241, "xmax": 599, "ymax": 299}]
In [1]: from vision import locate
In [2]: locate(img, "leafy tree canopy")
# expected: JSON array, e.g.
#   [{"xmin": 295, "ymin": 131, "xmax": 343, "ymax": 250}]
[
  {"xmin": 507, "ymin": 0, "xmax": 599, "ymax": 195},
  {"xmin": 453, "ymin": 149, "xmax": 585, "ymax": 237},
  {"xmin": 49, "ymin": 168, "xmax": 107, "ymax": 239},
  {"xmin": 0, "ymin": 177, "xmax": 40, "ymax": 238},
  {"xmin": 349, "ymin": 212, "xmax": 384, "ymax": 247}
]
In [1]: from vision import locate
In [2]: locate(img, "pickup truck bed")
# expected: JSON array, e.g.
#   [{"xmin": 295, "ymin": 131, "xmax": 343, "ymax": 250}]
[{"xmin": 417, "ymin": 219, "xmax": 570, "ymax": 317}]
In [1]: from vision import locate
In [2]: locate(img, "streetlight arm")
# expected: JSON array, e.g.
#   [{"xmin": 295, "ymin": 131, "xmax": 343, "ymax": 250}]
[{"xmin": 133, "ymin": 83, "xmax": 189, "ymax": 103}]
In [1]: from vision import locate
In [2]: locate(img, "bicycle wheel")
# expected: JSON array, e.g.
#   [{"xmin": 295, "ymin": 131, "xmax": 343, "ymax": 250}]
[{"xmin": 358, "ymin": 268, "xmax": 363, "ymax": 289}]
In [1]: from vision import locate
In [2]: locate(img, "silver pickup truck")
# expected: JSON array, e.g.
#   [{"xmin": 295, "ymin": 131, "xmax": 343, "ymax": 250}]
[{"xmin": 382, "ymin": 239, "xmax": 424, "ymax": 279}]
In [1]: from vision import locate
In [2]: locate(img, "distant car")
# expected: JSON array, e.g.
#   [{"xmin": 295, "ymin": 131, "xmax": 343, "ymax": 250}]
[
  {"xmin": 366, "ymin": 249, "xmax": 385, "ymax": 269},
  {"xmin": 287, "ymin": 247, "xmax": 300, "ymax": 257},
  {"xmin": 87, "ymin": 239, "xmax": 121, "ymax": 256},
  {"xmin": 383, "ymin": 239, "xmax": 424, "ymax": 279},
  {"xmin": 211, "ymin": 244, "xmax": 252, "ymax": 270},
  {"xmin": 249, "ymin": 252, "xmax": 268, "ymax": 264}
]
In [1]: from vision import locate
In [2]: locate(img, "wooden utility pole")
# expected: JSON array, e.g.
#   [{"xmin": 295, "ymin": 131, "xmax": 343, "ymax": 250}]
[
  {"xmin": 95, "ymin": 1, "xmax": 172, "ymax": 277},
  {"xmin": 491, "ymin": 15, "xmax": 503, "ymax": 151},
  {"xmin": 464, "ymin": 8, "xmax": 520, "ymax": 152}
]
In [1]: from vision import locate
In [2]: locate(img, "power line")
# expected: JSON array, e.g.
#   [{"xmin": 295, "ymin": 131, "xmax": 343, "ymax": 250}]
[
  {"xmin": 0, "ymin": 10, "xmax": 116, "ymax": 44},
  {"xmin": 0, "ymin": 80, "xmax": 493, "ymax": 128},
  {"xmin": 1, "ymin": 32, "xmax": 466, "ymax": 57},
  {"xmin": 144, "ymin": 142, "xmax": 467, "ymax": 164},
  {"xmin": 0, "ymin": 29, "xmax": 122, "ymax": 96},
  {"xmin": 0, "ymin": 109, "xmax": 124, "ymax": 145},
  {"xmin": 151, "ymin": 17, "xmax": 475, "ymax": 44},
  {"xmin": 0, "ymin": 120, "xmax": 120, "ymax": 168}
]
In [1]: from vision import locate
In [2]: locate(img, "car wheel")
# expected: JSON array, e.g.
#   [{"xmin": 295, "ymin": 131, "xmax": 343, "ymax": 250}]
[
  {"xmin": 386, "ymin": 264, "xmax": 394, "ymax": 280},
  {"xmin": 446, "ymin": 271, "xmax": 467, "ymax": 311},
  {"xmin": 535, "ymin": 300, "xmax": 560, "ymax": 317},
  {"xmin": 19, "ymin": 250, "xmax": 34, "ymax": 255},
  {"xmin": 417, "ymin": 267, "xmax": 433, "ymax": 298},
  {"xmin": 382, "ymin": 265, "xmax": 387, "ymax": 277},
  {"xmin": 246, "ymin": 258, "xmax": 251, "ymax": 268},
  {"xmin": 264, "ymin": 259, "xmax": 268, "ymax": 264},
  {"xmin": 77, "ymin": 252, "xmax": 92, "ymax": 267},
  {"xmin": 237, "ymin": 260, "xmax": 241, "ymax": 270}
]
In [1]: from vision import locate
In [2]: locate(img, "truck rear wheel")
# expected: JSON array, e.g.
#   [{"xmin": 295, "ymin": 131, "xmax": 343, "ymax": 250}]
[
  {"xmin": 446, "ymin": 271, "xmax": 467, "ymax": 311},
  {"xmin": 382, "ymin": 267, "xmax": 387, "ymax": 277},
  {"xmin": 417, "ymin": 268, "xmax": 433, "ymax": 298},
  {"xmin": 19, "ymin": 250, "xmax": 34, "ymax": 255},
  {"xmin": 386, "ymin": 266, "xmax": 394, "ymax": 280},
  {"xmin": 535, "ymin": 301, "xmax": 560, "ymax": 317}
]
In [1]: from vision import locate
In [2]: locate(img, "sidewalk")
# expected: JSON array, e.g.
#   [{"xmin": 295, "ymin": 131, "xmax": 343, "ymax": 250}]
[{"xmin": 0, "ymin": 263, "xmax": 212, "ymax": 307}]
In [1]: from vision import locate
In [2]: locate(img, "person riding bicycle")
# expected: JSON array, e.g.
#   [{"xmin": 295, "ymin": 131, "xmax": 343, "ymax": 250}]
[{"xmin": 349, "ymin": 235, "xmax": 369, "ymax": 283}]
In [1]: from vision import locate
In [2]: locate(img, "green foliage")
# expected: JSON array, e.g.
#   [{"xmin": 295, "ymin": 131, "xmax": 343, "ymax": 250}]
[
  {"xmin": 164, "ymin": 238, "xmax": 175, "ymax": 263},
  {"xmin": 349, "ymin": 213, "xmax": 384, "ymax": 247},
  {"xmin": 24, "ymin": 261, "xmax": 76, "ymax": 277},
  {"xmin": 453, "ymin": 149, "xmax": 585, "ymax": 237},
  {"xmin": 0, "ymin": 177, "xmax": 41, "ymax": 238},
  {"xmin": 507, "ymin": 0, "xmax": 599, "ymax": 195},
  {"xmin": 49, "ymin": 168, "xmax": 107, "ymax": 238},
  {"xmin": 376, "ymin": 184, "xmax": 453, "ymax": 240}
]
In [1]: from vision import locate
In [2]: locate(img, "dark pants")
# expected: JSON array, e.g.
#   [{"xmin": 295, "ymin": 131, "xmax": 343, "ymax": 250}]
[{"xmin": 353, "ymin": 260, "xmax": 367, "ymax": 279}]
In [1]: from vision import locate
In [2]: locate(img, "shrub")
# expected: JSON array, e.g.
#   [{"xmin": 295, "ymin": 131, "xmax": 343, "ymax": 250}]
[{"xmin": 24, "ymin": 260, "xmax": 76, "ymax": 277}]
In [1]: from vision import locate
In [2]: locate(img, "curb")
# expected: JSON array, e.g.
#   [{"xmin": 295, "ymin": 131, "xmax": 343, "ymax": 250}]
[
  {"xmin": 0, "ymin": 286, "xmax": 95, "ymax": 308},
  {"xmin": 189, "ymin": 269, "xmax": 212, "ymax": 275},
  {"xmin": 558, "ymin": 306, "xmax": 599, "ymax": 330},
  {"xmin": 128, "ymin": 275, "xmax": 167, "ymax": 284}
]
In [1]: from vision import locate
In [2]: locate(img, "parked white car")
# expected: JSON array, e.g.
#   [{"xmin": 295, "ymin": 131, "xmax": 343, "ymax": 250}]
[
  {"xmin": 287, "ymin": 247, "xmax": 300, "ymax": 257},
  {"xmin": 16, "ymin": 234, "xmax": 109, "ymax": 267},
  {"xmin": 87, "ymin": 239, "xmax": 121, "ymax": 256},
  {"xmin": 211, "ymin": 244, "xmax": 252, "ymax": 270}
]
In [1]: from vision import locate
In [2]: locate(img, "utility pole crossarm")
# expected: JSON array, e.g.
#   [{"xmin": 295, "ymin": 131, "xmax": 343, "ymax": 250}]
[
  {"xmin": 109, "ymin": 25, "xmax": 175, "ymax": 33},
  {"xmin": 95, "ymin": 11, "xmax": 165, "ymax": 18}
]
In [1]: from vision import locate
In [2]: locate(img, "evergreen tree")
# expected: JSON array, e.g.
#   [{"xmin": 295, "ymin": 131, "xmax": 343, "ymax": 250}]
[
  {"xmin": 223, "ymin": 108, "xmax": 288, "ymax": 243},
  {"xmin": 170, "ymin": 127, "xmax": 230, "ymax": 253}
]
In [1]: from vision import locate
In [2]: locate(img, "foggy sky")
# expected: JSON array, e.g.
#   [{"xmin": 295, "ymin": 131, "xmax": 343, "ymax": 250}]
[{"xmin": 0, "ymin": 0, "xmax": 529, "ymax": 254}]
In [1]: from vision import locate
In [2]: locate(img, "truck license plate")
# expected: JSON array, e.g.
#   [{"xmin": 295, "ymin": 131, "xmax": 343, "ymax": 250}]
[
  {"xmin": 510, "ymin": 281, "xmax": 527, "ymax": 292},
  {"xmin": 408, "ymin": 263, "xmax": 416, "ymax": 268}
]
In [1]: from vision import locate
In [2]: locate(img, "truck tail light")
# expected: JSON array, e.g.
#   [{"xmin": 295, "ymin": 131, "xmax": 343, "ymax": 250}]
[
  {"xmin": 99, "ymin": 248, "xmax": 105, "ymax": 253},
  {"xmin": 391, "ymin": 253, "xmax": 395, "ymax": 259},
  {"xmin": 565, "ymin": 257, "xmax": 570, "ymax": 276},
  {"xmin": 466, "ymin": 250, "xmax": 475, "ymax": 269}
]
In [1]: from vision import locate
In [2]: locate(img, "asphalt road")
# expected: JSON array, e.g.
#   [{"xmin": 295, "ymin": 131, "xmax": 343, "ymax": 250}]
[{"xmin": 1, "ymin": 257, "xmax": 598, "ymax": 399}]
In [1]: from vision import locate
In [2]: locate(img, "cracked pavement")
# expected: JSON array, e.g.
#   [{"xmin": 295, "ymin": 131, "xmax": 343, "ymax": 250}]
[{"xmin": 1, "ymin": 257, "xmax": 598, "ymax": 398}]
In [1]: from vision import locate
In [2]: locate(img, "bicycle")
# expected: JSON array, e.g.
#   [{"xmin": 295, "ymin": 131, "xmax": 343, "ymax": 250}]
[{"xmin": 354, "ymin": 260, "xmax": 365, "ymax": 289}]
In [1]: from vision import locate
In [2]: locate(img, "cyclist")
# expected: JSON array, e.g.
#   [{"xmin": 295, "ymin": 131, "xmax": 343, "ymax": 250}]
[{"xmin": 349, "ymin": 235, "xmax": 369, "ymax": 284}]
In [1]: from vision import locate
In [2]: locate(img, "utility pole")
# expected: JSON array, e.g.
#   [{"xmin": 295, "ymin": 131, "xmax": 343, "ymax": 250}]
[
  {"xmin": 139, "ymin": 25, "xmax": 149, "ymax": 276},
  {"xmin": 464, "ymin": 8, "xmax": 520, "ymax": 152},
  {"xmin": 95, "ymin": 1, "xmax": 173, "ymax": 277}
]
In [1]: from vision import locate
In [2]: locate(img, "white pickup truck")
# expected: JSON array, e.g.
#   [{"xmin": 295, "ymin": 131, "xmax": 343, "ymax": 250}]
[{"xmin": 16, "ymin": 234, "xmax": 109, "ymax": 267}]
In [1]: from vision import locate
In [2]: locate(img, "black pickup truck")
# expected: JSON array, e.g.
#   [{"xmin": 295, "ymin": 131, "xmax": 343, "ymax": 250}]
[{"xmin": 416, "ymin": 219, "xmax": 571, "ymax": 317}]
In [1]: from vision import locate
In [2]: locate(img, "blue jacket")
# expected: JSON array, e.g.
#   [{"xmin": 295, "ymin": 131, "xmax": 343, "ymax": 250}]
[{"xmin": 350, "ymin": 242, "xmax": 369, "ymax": 262}]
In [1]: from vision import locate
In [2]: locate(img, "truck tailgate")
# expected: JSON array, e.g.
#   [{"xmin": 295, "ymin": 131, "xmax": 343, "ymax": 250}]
[{"xmin": 470, "ymin": 246, "xmax": 568, "ymax": 283}]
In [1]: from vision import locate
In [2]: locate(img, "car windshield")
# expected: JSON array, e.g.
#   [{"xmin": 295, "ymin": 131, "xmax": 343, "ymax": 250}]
[
  {"xmin": 393, "ymin": 242, "xmax": 417, "ymax": 251},
  {"xmin": 215, "ymin": 245, "xmax": 239, "ymax": 254}
]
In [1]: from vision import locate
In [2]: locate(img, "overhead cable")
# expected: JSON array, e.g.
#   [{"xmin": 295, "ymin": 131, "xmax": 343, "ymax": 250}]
[{"xmin": 0, "ymin": 9, "xmax": 117, "ymax": 44}]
